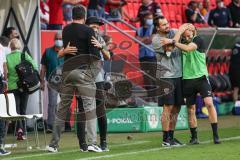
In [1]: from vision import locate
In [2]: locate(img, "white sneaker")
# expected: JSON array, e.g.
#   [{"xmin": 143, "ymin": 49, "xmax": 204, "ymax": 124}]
[
  {"xmin": 88, "ymin": 144, "xmax": 102, "ymax": 152},
  {"xmin": 46, "ymin": 145, "xmax": 58, "ymax": 153}
]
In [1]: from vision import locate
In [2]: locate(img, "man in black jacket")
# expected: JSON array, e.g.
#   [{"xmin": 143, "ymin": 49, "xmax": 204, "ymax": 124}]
[{"xmin": 46, "ymin": 5, "xmax": 102, "ymax": 153}]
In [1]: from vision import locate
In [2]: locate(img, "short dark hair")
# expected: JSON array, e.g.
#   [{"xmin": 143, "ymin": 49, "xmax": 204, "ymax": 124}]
[
  {"xmin": 153, "ymin": 16, "xmax": 166, "ymax": 34},
  {"xmin": 0, "ymin": 36, "xmax": 10, "ymax": 47},
  {"xmin": 153, "ymin": 16, "xmax": 165, "ymax": 27},
  {"xmin": 72, "ymin": 5, "xmax": 86, "ymax": 20},
  {"xmin": 2, "ymin": 27, "xmax": 16, "ymax": 38},
  {"xmin": 188, "ymin": 1, "xmax": 197, "ymax": 7}
]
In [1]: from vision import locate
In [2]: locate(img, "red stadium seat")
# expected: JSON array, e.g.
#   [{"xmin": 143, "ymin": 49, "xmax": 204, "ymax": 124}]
[
  {"xmin": 167, "ymin": 4, "xmax": 176, "ymax": 11},
  {"xmin": 176, "ymin": 14, "xmax": 182, "ymax": 23},
  {"xmin": 176, "ymin": 0, "xmax": 182, "ymax": 5},
  {"xmin": 177, "ymin": 22, "xmax": 182, "ymax": 27},
  {"xmin": 163, "ymin": 11, "xmax": 170, "ymax": 20},
  {"xmin": 169, "ymin": 11, "xmax": 176, "ymax": 22},
  {"xmin": 171, "ymin": 22, "xmax": 178, "ymax": 29},
  {"xmin": 161, "ymin": 3, "xmax": 168, "ymax": 12},
  {"xmin": 125, "ymin": 3, "xmax": 135, "ymax": 18}
]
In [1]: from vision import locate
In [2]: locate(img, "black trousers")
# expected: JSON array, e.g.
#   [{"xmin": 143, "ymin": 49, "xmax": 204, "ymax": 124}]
[
  {"xmin": 9, "ymin": 89, "xmax": 29, "ymax": 134},
  {"xmin": 76, "ymin": 82, "xmax": 107, "ymax": 145}
]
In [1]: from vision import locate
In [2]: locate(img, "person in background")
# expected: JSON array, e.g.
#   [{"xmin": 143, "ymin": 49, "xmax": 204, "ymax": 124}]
[
  {"xmin": 185, "ymin": 1, "xmax": 205, "ymax": 24},
  {"xmin": 6, "ymin": 39, "xmax": 37, "ymax": 141},
  {"xmin": 98, "ymin": 0, "xmax": 107, "ymax": 18},
  {"xmin": 87, "ymin": 0, "xmax": 103, "ymax": 17},
  {"xmin": 229, "ymin": 41, "xmax": 240, "ymax": 101},
  {"xmin": 2, "ymin": 27, "xmax": 20, "ymax": 40},
  {"xmin": 40, "ymin": 32, "xmax": 64, "ymax": 133},
  {"xmin": 136, "ymin": 12, "xmax": 156, "ymax": 102},
  {"xmin": 48, "ymin": 0, "xmax": 64, "ymax": 30},
  {"xmin": 105, "ymin": 0, "xmax": 127, "ymax": 19},
  {"xmin": 40, "ymin": 0, "xmax": 49, "ymax": 30},
  {"xmin": 129, "ymin": 0, "xmax": 162, "ymax": 26},
  {"xmin": 102, "ymin": 35, "xmax": 114, "ymax": 57},
  {"xmin": 208, "ymin": 0, "xmax": 233, "ymax": 27},
  {"xmin": 62, "ymin": 0, "xmax": 86, "ymax": 24},
  {"xmin": 0, "ymin": 40, "xmax": 11, "ymax": 156},
  {"xmin": 77, "ymin": 16, "xmax": 110, "ymax": 152},
  {"xmin": 0, "ymin": 36, "xmax": 11, "ymax": 56},
  {"xmin": 200, "ymin": 0, "xmax": 211, "ymax": 21},
  {"xmin": 228, "ymin": 0, "xmax": 240, "ymax": 28}
]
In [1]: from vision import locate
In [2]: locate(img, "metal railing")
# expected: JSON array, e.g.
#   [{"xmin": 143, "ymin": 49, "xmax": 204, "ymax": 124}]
[
  {"xmin": 101, "ymin": 18, "xmax": 155, "ymax": 53},
  {"xmin": 106, "ymin": 18, "xmax": 137, "ymax": 31}
]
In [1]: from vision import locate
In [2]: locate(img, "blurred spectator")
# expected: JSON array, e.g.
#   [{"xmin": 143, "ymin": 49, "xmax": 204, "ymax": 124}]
[
  {"xmin": 40, "ymin": 32, "xmax": 64, "ymax": 133},
  {"xmin": 200, "ymin": 0, "xmax": 211, "ymax": 21},
  {"xmin": 228, "ymin": 0, "xmax": 240, "ymax": 28},
  {"xmin": 0, "ymin": 39, "xmax": 11, "ymax": 156},
  {"xmin": 0, "ymin": 36, "xmax": 11, "ymax": 56},
  {"xmin": 48, "ymin": 0, "xmax": 64, "ymax": 30},
  {"xmin": 129, "ymin": 0, "xmax": 162, "ymax": 26},
  {"xmin": 185, "ymin": 1, "xmax": 205, "ymax": 24},
  {"xmin": 102, "ymin": 35, "xmax": 114, "ymax": 57},
  {"xmin": 105, "ymin": 0, "xmax": 128, "ymax": 19},
  {"xmin": 229, "ymin": 40, "xmax": 240, "ymax": 101},
  {"xmin": 87, "ymin": 0, "xmax": 106, "ymax": 18},
  {"xmin": 63, "ymin": 0, "xmax": 87, "ymax": 24},
  {"xmin": 2, "ymin": 27, "xmax": 20, "ymax": 40},
  {"xmin": 136, "ymin": 12, "xmax": 156, "ymax": 100},
  {"xmin": 0, "ymin": 39, "xmax": 8, "ymax": 92},
  {"xmin": 6, "ymin": 39, "xmax": 37, "ymax": 140},
  {"xmin": 208, "ymin": 0, "xmax": 233, "ymax": 27},
  {"xmin": 98, "ymin": 0, "xmax": 107, "ymax": 18},
  {"xmin": 40, "ymin": 0, "xmax": 49, "ymax": 30}
]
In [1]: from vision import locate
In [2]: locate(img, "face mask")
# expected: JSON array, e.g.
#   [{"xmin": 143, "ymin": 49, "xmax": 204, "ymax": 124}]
[
  {"xmin": 145, "ymin": 19, "xmax": 153, "ymax": 26},
  {"xmin": 55, "ymin": 40, "xmax": 63, "ymax": 48},
  {"xmin": 217, "ymin": 2, "xmax": 224, "ymax": 8}
]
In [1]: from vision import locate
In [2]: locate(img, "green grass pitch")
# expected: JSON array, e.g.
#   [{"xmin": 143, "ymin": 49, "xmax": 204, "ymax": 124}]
[{"xmin": 2, "ymin": 115, "xmax": 240, "ymax": 160}]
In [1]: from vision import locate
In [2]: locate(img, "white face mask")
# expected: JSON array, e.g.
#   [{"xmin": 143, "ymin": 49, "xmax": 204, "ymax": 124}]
[
  {"xmin": 145, "ymin": 19, "xmax": 153, "ymax": 26},
  {"xmin": 217, "ymin": 2, "xmax": 224, "ymax": 8},
  {"xmin": 55, "ymin": 40, "xmax": 63, "ymax": 48}
]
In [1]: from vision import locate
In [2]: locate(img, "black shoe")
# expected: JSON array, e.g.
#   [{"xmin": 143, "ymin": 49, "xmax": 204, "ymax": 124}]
[
  {"xmin": 100, "ymin": 141, "xmax": 109, "ymax": 152},
  {"xmin": 162, "ymin": 139, "xmax": 171, "ymax": 147},
  {"xmin": 170, "ymin": 138, "xmax": 186, "ymax": 147},
  {"xmin": 80, "ymin": 143, "xmax": 88, "ymax": 152},
  {"xmin": 189, "ymin": 137, "xmax": 199, "ymax": 145},
  {"xmin": 213, "ymin": 136, "xmax": 221, "ymax": 144},
  {"xmin": 0, "ymin": 148, "xmax": 11, "ymax": 156}
]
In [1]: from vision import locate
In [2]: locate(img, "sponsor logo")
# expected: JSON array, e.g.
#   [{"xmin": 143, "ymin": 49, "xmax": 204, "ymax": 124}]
[{"xmin": 110, "ymin": 118, "xmax": 133, "ymax": 124}]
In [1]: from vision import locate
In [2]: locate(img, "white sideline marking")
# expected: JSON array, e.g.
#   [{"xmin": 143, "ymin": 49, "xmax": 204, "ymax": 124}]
[
  {"xmin": 75, "ymin": 136, "xmax": 240, "ymax": 160},
  {"xmin": 2, "ymin": 141, "xmax": 150, "ymax": 160}
]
